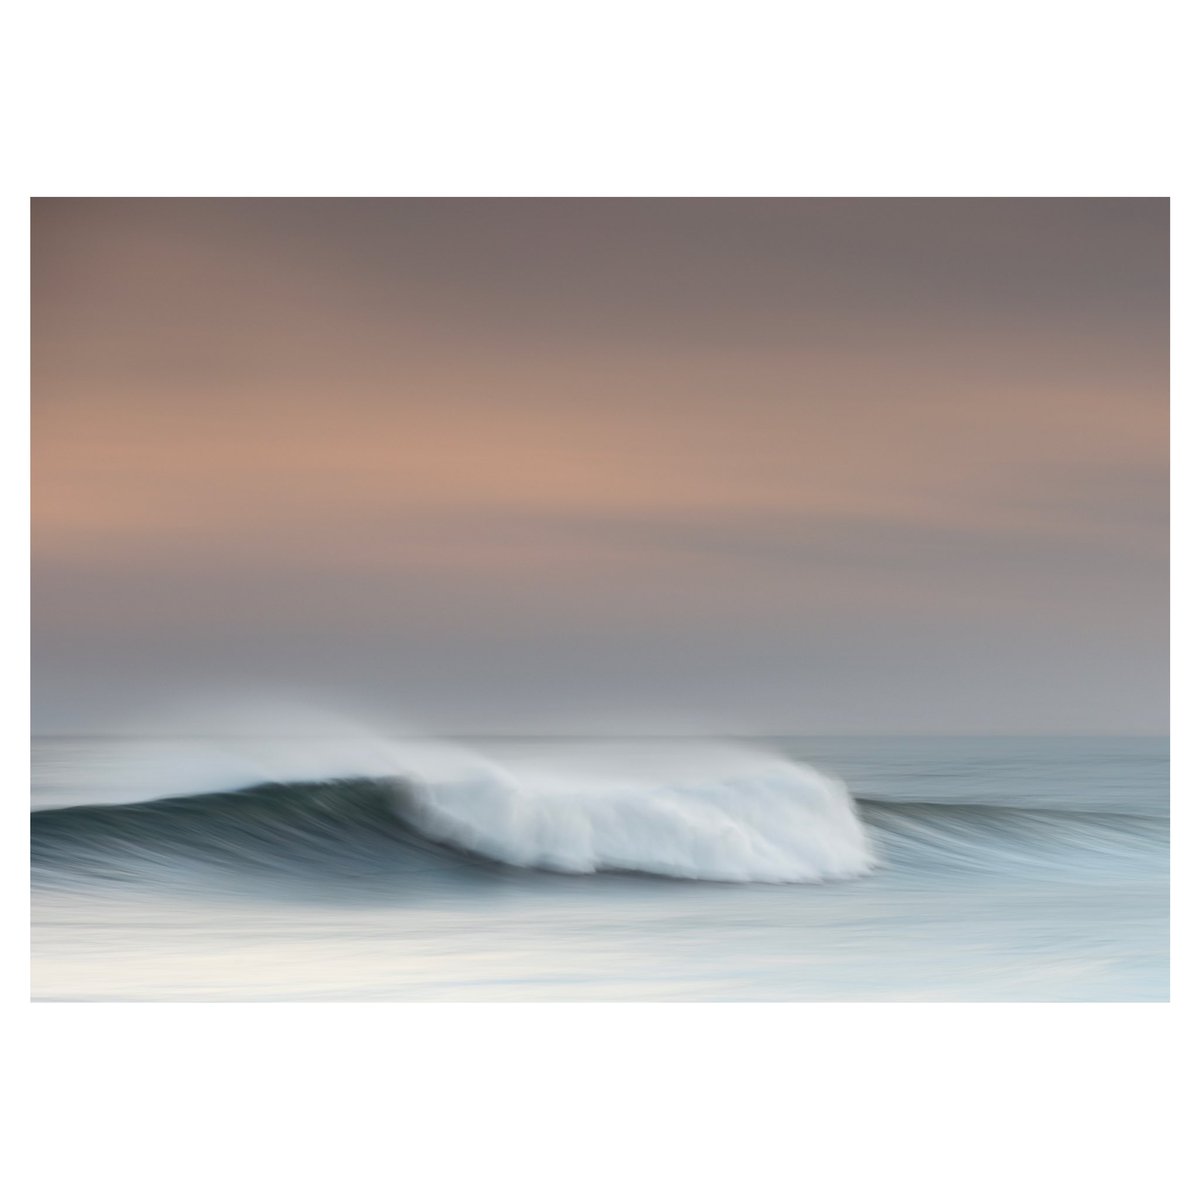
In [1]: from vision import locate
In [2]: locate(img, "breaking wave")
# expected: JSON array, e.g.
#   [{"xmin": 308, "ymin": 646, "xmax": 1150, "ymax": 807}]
[
  {"xmin": 31, "ymin": 734, "xmax": 1166, "ymax": 893},
  {"xmin": 31, "ymin": 738, "xmax": 875, "ymax": 885}
]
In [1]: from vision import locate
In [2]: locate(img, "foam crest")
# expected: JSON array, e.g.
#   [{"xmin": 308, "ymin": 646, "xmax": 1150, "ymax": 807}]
[{"xmin": 401, "ymin": 747, "xmax": 876, "ymax": 883}]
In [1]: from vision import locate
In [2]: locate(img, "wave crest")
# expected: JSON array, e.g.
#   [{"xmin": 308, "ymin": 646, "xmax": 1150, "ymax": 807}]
[{"xmin": 404, "ymin": 755, "xmax": 875, "ymax": 882}]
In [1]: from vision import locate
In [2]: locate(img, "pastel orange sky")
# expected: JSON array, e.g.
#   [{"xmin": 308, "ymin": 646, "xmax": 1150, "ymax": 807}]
[{"xmin": 32, "ymin": 199, "xmax": 1167, "ymax": 732}]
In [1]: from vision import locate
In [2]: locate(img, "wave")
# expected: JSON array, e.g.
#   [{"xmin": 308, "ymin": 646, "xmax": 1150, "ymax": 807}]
[
  {"xmin": 859, "ymin": 798, "xmax": 1166, "ymax": 876},
  {"xmin": 31, "ymin": 741, "xmax": 1168, "ymax": 894},
  {"xmin": 31, "ymin": 741, "xmax": 876, "ymax": 885}
]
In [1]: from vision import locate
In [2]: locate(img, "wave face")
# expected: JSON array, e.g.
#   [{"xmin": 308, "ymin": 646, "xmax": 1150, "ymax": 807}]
[
  {"xmin": 32, "ymin": 740, "xmax": 876, "ymax": 885},
  {"xmin": 860, "ymin": 799, "xmax": 1166, "ymax": 877}
]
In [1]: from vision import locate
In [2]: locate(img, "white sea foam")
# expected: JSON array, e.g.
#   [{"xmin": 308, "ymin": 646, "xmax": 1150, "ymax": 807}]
[{"xmin": 401, "ymin": 748, "xmax": 876, "ymax": 882}]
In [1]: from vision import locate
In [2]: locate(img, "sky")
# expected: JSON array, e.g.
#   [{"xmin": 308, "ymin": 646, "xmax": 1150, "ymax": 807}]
[{"xmin": 31, "ymin": 198, "xmax": 1168, "ymax": 734}]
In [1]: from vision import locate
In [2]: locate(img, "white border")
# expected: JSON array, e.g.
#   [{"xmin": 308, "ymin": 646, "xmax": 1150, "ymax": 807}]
[{"xmin": 8, "ymin": 2, "xmax": 1190, "ymax": 1198}]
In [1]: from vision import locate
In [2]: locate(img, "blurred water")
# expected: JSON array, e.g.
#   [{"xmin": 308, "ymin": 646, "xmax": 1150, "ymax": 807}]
[{"xmin": 31, "ymin": 735, "xmax": 1168, "ymax": 1001}]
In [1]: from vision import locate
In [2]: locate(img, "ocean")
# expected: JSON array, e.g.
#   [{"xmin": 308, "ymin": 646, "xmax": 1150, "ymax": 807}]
[{"xmin": 30, "ymin": 734, "xmax": 1169, "ymax": 1001}]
